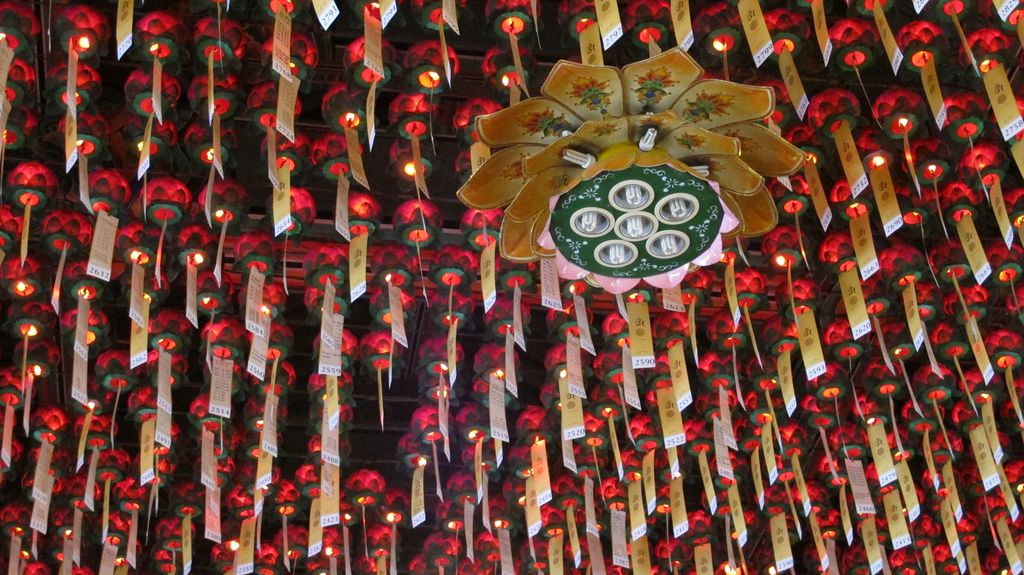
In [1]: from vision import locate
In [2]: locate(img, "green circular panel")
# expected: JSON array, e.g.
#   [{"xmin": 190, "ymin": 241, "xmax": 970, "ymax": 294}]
[{"xmin": 550, "ymin": 165, "xmax": 723, "ymax": 279}]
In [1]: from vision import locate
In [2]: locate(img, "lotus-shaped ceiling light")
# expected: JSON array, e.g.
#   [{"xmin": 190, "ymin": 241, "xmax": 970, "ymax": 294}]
[{"xmin": 458, "ymin": 48, "xmax": 804, "ymax": 293}]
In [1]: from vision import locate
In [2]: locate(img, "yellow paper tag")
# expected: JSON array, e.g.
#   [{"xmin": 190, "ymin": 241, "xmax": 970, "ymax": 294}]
[
  {"xmin": 411, "ymin": 465, "xmax": 425, "ymax": 526},
  {"xmin": 867, "ymin": 419, "xmax": 897, "ymax": 487},
  {"xmin": 182, "ymin": 515, "xmax": 193, "ymax": 574},
  {"xmin": 727, "ymin": 482, "xmax": 748, "ymax": 546},
  {"xmin": 312, "ymin": 0, "xmax": 341, "ymax": 29},
  {"xmin": 850, "ymin": 214, "xmax": 879, "ymax": 280},
  {"xmin": 656, "ymin": 386, "xmax": 685, "ymax": 449},
  {"xmin": 116, "ymin": 0, "xmax": 133, "ymax": 59},
  {"xmin": 525, "ymin": 476, "xmax": 542, "ymax": 536},
  {"xmin": 791, "ymin": 454, "xmax": 812, "ymax": 516},
  {"xmin": 760, "ymin": 423, "xmax": 778, "ymax": 485},
  {"xmin": 861, "ymin": 515, "xmax": 884, "ymax": 574},
  {"xmin": 480, "ymin": 242, "xmax": 497, "ymax": 315},
  {"xmin": 469, "ymin": 142, "xmax": 490, "ymax": 175},
  {"xmin": 966, "ymin": 542, "xmax": 982, "ymax": 575},
  {"xmin": 670, "ymin": 0, "xmax": 694, "ymax": 51},
  {"xmin": 641, "ymin": 449, "xmax": 656, "ymax": 516},
  {"xmin": 737, "ymin": 0, "xmax": 773, "ymax": 67},
  {"xmin": 796, "ymin": 308, "xmax": 826, "ymax": 379},
  {"xmin": 627, "ymin": 480, "xmax": 646, "ymax": 541},
  {"xmin": 275, "ymin": 74, "xmax": 299, "ymax": 143},
  {"xmin": 777, "ymin": 350, "xmax": 796, "ymax": 416},
  {"xmin": 989, "ymin": 178, "xmax": 1015, "ymax": 248},
  {"xmin": 968, "ymin": 425, "xmax": 1001, "ymax": 491},
  {"xmin": 920, "ymin": 56, "xmax": 947, "ymax": 129},
  {"xmin": 129, "ymin": 297, "xmax": 150, "ymax": 369},
  {"xmin": 236, "ymin": 517, "xmax": 256, "ymax": 573},
  {"xmin": 872, "ymin": 1, "xmax": 903, "ymax": 74},
  {"xmin": 594, "ymin": 0, "xmax": 623, "ymax": 50},
  {"xmin": 956, "ymin": 213, "xmax": 992, "ymax": 285},
  {"xmin": 942, "ymin": 461, "xmax": 964, "ymax": 521},
  {"xmin": 626, "ymin": 302, "xmax": 655, "ymax": 369},
  {"xmin": 349, "ymin": 232, "xmax": 368, "ymax": 301},
  {"xmin": 698, "ymin": 451, "xmax": 718, "ymax": 515},
  {"xmin": 997, "ymin": 518, "xmax": 1024, "ymax": 574},
  {"xmin": 139, "ymin": 418, "xmax": 155, "ymax": 485},
  {"xmin": 631, "ymin": 536, "xmax": 652, "ymax": 575},
  {"xmin": 869, "ymin": 162, "xmax": 903, "ymax": 237},
  {"xmin": 363, "ymin": 10, "xmax": 385, "ymax": 80},
  {"xmin": 778, "ymin": 48, "xmax": 809, "ymax": 120},
  {"xmin": 667, "ymin": 343, "xmax": 693, "ymax": 412},
  {"xmin": 883, "ymin": 490, "xmax": 912, "ymax": 549},
  {"xmin": 272, "ymin": 166, "xmax": 292, "ymax": 237},
  {"xmin": 839, "ymin": 483, "xmax": 853, "ymax": 543},
  {"xmin": 272, "ymin": 7, "xmax": 293, "ymax": 81},
  {"xmin": 695, "ymin": 543, "xmax": 713, "ymax": 575},
  {"xmin": 809, "ymin": 512, "xmax": 830, "ymax": 572},
  {"xmin": 724, "ymin": 259, "xmax": 741, "ymax": 327},
  {"xmin": 896, "ymin": 459, "xmax": 922, "ymax": 522},
  {"xmin": 902, "ymin": 282, "xmax": 925, "ymax": 351},
  {"xmin": 669, "ymin": 474, "xmax": 688, "ymax": 537},
  {"xmin": 835, "ymin": 122, "xmax": 868, "ymax": 197},
  {"xmin": 983, "ymin": 61, "xmax": 1024, "ymax": 141},
  {"xmin": 804, "ymin": 159, "xmax": 833, "ymax": 231},
  {"xmin": 966, "ymin": 317, "xmax": 995, "ymax": 384},
  {"xmin": 770, "ymin": 513, "xmax": 794, "ymax": 572},
  {"xmin": 559, "ymin": 377, "xmax": 585, "ymax": 445},
  {"xmin": 810, "ymin": 0, "xmax": 832, "ymax": 66},
  {"xmin": 136, "ymin": 113, "xmax": 153, "ymax": 180},
  {"xmin": 923, "ymin": 545, "xmax": 937, "ymax": 575},
  {"xmin": 64, "ymin": 107, "xmax": 78, "ymax": 173},
  {"xmin": 343, "ymin": 125, "xmax": 369, "ymax": 189}
]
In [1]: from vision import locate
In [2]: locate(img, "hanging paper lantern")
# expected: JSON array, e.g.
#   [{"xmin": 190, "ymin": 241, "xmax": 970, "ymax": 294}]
[
  {"xmin": 0, "ymin": 2, "xmax": 40, "ymax": 60},
  {"xmin": 345, "ymin": 35, "xmax": 399, "ymax": 89},
  {"xmin": 310, "ymin": 131, "xmax": 351, "ymax": 181},
  {"xmin": 485, "ymin": 0, "xmax": 538, "ymax": 41},
  {"xmin": 393, "ymin": 198, "xmax": 442, "ymax": 248},
  {"xmin": 53, "ymin": 4, "xmax": 110, "ymax": 61},
  {"xmin": 692, "ymin": 2, "xmax": 741, "ymax": 60},
  {"xmin": 187, "ymin": 70, "xmax": 242, "ymax": 120},
  {"xmin": 967, "ymin": 28, "xmax": 1015, "ymax": 72},
  {"xmin": 124, "ymin": 67, "xmax": 181, "ymax": 120},
  {"xmin": 247, "ymin": 80, "xmax": 303, "ymax": 131},
  {"xmin": 403, "ymin": 40, "xmax": 459, "ymax": 95},
  {"xmin": 45, "ymin": 60, "xmax": 94, "ymax": 115},
  {"xmin": 193, "ymin": 16, "xmax": 247, "ymax": 71},
  {"xmin": 622, "ymin": 0, "xmax": 671, "ymax": 51},
  {"xmin": 349, "ymin": 192, "xmax": 383, "ymax": 237},
  {"xmin": 896, "ymin": 20, "xmax": 946, "ymax": 71},
  {"xmin": 86, "ymin": 169, "xmax": 132, "ymax": 216},
  {"xmin": 260, "ymin": 30, "xmax": 318, "ymax": 84},
  {"xmin": 958, "ymin": 141, "xmax": 1006, "ymax": 189},
  {"xmin": 481, "ymin": 45, "xmax": 536, "ymax": 94},
  {"xmin": 453, "ymin": 99, "xmax": 502, "ymax": 143},
  {"xmin": 873, "ymin": 87, "xmax": 927, "ymax": 140},
  {"xmin": 944, "ymin": 91, "xmax": 989, "ymax": 143},
  {"xmin": 808, "ymin": 88, "xmax": 862, "ymax": 137},
  {"xmin": 133, "ymin": 11, "xmax": 188, "ymax": 68},
  {"xmin": 828, "ymin": 18, "xmax": 878, "ymax": 72},
  {"xmin": 321, "ymin": 82, "xmax": 366, "ymax": 133},
  {"xmin": 429, "ymin": 246, "xmax": 478, "ymax": 295}
]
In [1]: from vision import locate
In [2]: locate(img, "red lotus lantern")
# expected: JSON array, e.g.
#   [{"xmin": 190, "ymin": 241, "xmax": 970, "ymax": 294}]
[
  {"xmin": 53, "ymin": 4, "xmax": 110, "ymax": 61},
  {"xmin": 260, "ymin": 30, "xmax": 318, "ymax": 83},
  {"xmin": 193, "ymin": 16, "xmax": 247, "ymax": 71}
]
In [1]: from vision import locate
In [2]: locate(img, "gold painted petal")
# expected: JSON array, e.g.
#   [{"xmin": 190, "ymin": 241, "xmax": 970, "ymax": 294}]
[
  {"xmin": 573, "ymin": 118, "xmax": 630, "ymax": 150},
  {"xmin": 540, "ymin": 60, "xmax": 624, "ymax": 122},
  {"xmin": 713, "ymin": 123, "xmax": 805, "ymax": 177},
  {"xmin": 706, "ymin": 156, "xmax": 764, "ymax": 195},
  {"xmin": 476, "ymin": 99, "xmax": 582, "ymax": 147},
  {"xmin": 672, "ymin": 80, "xmax": 774, "ymax": 130},
  {"xmin": 659, "ymin": 126, "xmax": 740, "ymax": 160},
  {"xmin": 626, "ymin": 110, "xmax": 684, "ymax": 143},
  {"xmin": 456, "ymin": 145, "xmax": 543, "ymax": 210},
  {"xmin": 505, "ymin": 167, "xmax": 582, "ymax": 220},
  {"xmin": 622, "ymin": 48, "xmax": 703, "ymax": 115},
  {"xmin": 501, "ymin": 214, "xmax": 541, "ymax": 262},
  {"xmin": 522, "ymin": 136, "xmax": 597, "ymax": 176},
  {"xmin": 580, "ymin": 147, "xmax": 638, "ymax": 179},
  {"xmin": 724, "ymin": 185, "xmax": 778, "ymax": 237},
  {"xmin": 533, "ymin": 210, "xmax": 555, "ymax": 257}
]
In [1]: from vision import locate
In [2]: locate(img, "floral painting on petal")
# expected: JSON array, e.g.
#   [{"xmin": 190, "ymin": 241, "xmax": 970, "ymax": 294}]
[
  {"xmin": 679, "ymin": 92, "xmax": 735, "ymax": 123},
  {"xmin": 519, "ymin": 109, "xmax": 574, "ymax": 138},
  {"xmin": 633, "ymin": 66, "xmax": 678, "ymax": 108},
  {"xmin": 570, "ymin": 77, "xmax": 613, "ymax": 115}
]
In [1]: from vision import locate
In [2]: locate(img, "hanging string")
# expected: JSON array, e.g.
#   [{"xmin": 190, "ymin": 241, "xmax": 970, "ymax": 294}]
[{"xmin": 852, "ymin": 64, "xmax": 883, "ymax": 130}]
